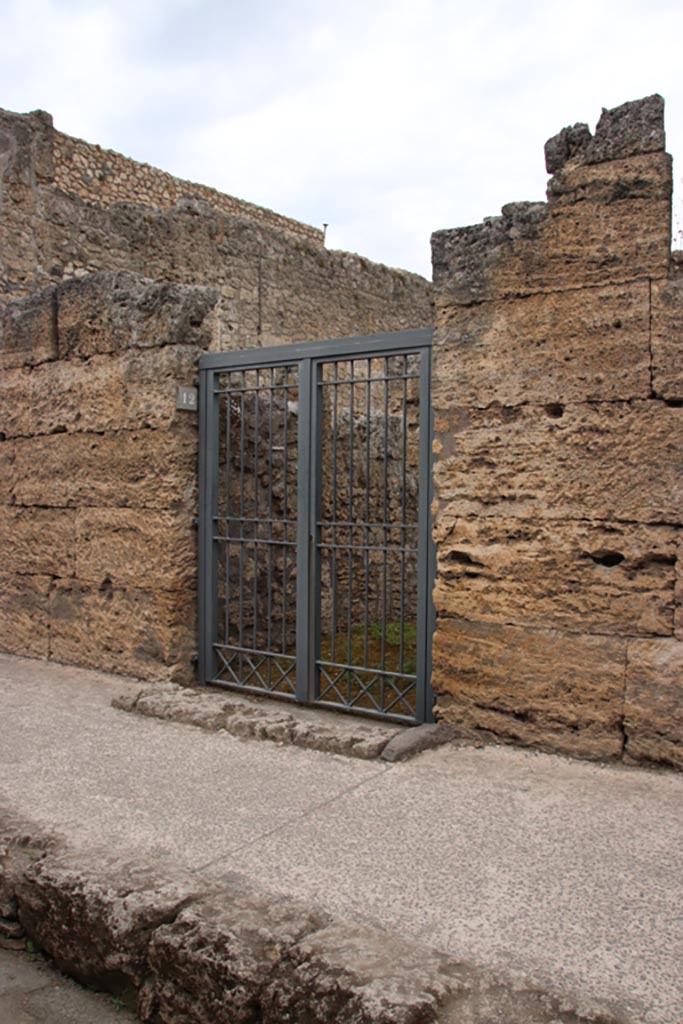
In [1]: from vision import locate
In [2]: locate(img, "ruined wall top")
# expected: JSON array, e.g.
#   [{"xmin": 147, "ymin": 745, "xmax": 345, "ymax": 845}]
[
  {"xmin": 1, "ymin": 106, "xmax": 324, "ymax": 247},
  {"xmin": 432, "ymin": 95, "xmax": 673, "ymax": 304},
  {"xmin": 543, "ymin": 94, "xmax": 665, "ymax": 173}
]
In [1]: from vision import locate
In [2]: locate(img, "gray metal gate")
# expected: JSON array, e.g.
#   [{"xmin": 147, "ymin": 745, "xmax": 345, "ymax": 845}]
[{"xmin": 198, "ymin": 328, "xmax": 434, "ymax": 724}]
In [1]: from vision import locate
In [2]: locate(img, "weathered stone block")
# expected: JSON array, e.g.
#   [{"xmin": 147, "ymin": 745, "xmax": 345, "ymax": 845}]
[
  {"xmin": 49, "ymin": 581, "xmax": 196, "ymax": 682},
  {"xmin": 432, "ymin": 616, "xmax": 626, "ymax": 759},
  {"xmin": 585, "ymin": 94, "xmax": 666, "ymax": 165},
  {"xmin": 546, "ymin": 150, "xmax": 672, "ymax": 207},
  {"xmin": 544, "ymin": 122, "xmax": 592, "ymax": 175},
  {"xmin": 434, "ymin": 281, "xmax": 651, "ymax": 405},
  {"xmin": 434, "ymin": 516, "xmax": 676, "ymax": 637},
  {"xmin": 0, "ymin": 573, "xmax": 50, "ymax": 658},
  {"xmin": 433, "ymin": 400, "xmax": 683, "ymax": 524},
  {"xmin": 0, "ymin": 108, "xmax": 54, "ymax": 188},
  {"xmin": 261, "ymin": 920, "xmax": 456, "ymax": 1024},
  {"xmin": 56, "ymin": 271, "xmax": 219, "ymax": 359},
  {"xmin": 149, "ymin": 888, "xmax": 323, "ymax": 1024},
  {"xmin": 12, "ymin": 427, "xmax": 197, "ymax": 510},
  {"xmin": 0, "ymin": 286, "xmax": 57, "ymax": 369},
  {"xmin": 624, "ymin": 639, "xmax": 683, "ymax": 769},
  {"xmin": 0, "ymin": 507, "xmax": 75, "ymax": 576},
  {"xmin": 432, "ymin": 153, "xmax": 671, "ymax": 305},
  {"xmin": 0, "ymin": 344, "xmax": 201, "ymax": 439},
  {"xmin": 544, "ymin": 95, "xmax": 665, "ymax": 173},
  {"xmin": 651, "ymin": 276, "xmax": 683, "ymax": 400},
  {"xmin": 677, "ymin": 540, "xmax": 683, "ymax": 641},
  {"xmin": 75, "ymin": 508, "xmax": 195, "ymax": 589},
  {"xmin": 0, "ymin": 440, "xmax": 16, "ymax": 505},
  {"xmin": 17, "ymin": 850, "xmax": 211, "ymax": 992}
]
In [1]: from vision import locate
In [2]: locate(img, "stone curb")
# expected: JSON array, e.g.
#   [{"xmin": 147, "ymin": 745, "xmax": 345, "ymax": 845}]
[
  {"xmin": 112, "ymin": 684, "xmax": 456, "ymax": 762},
  {"xmin": 0, "ymin": 811, "xmax": 620, "ymax": 1024}
]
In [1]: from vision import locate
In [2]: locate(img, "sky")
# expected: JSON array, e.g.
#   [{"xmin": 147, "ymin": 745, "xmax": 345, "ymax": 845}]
[{"xmin": 1, "ymin": 0, "xmax": 682, "ymax": 278}]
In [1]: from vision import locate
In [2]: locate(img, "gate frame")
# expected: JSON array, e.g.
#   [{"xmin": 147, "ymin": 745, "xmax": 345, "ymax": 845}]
[{"xmin": 197, "ymin": 328, "xmax": 435, "ymax": 725}]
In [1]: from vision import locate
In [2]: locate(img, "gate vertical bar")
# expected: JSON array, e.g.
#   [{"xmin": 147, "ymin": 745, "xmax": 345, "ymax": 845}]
[
  {"xmin": 309, "ymin": 359, "xmax": 323, "ymax": 701},
  {"xmin": 198, "ymin": 366, "xmax": 219, "ymax": 685},
  {"xmin": 415, "ymin": 344, "xmax": 435, "ymax": 724},
  {"xmin": 295, "ymin": 358, "xmax": 313, "ymax": 702}
]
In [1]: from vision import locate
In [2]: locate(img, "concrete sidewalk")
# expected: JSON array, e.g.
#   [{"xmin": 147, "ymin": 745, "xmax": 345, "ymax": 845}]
[{"xmin": 1, "ymin": 653, "xmax": 682, "ymax": 1024}]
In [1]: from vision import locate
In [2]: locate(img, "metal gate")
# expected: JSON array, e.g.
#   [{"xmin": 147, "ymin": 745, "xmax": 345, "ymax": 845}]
[{"xmin": 198, "ymin": 328, "xmax": 434, "ymax": 724}]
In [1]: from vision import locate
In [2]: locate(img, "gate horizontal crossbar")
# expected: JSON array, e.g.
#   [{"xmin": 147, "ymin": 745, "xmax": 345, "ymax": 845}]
[
  {"xmin": 317, "ymin": 372, "xmax": 420, "ymax": 386},
  {"xmin": 318, "ymin": 665, "xmax": 416, "ymax": 716},
  {"xmin": 215, "ymin": 646, "xmax": 296, "ymax": 692},
  {"xmin": 318, "ymin": 541, "xmax": 418, "ymax": 554}
]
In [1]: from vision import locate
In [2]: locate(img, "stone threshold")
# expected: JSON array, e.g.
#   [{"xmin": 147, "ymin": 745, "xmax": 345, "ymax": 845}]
[
  {"xmin": 112, "ymin": 682, "xmax": 455, "ymax": 762},
  {"xmin": 0, "ymin": 809, "xmax": 621, "ymax": 1024}
]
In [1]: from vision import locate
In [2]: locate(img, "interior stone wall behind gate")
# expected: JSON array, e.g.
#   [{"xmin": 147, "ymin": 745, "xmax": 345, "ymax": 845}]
[
  {"xmin": 0, "ymin": 106, "xmax": 432, "ymax": 685},
  {"xmin": 430, "ymin": 95, "xmax": 683, "ymax": 770}
]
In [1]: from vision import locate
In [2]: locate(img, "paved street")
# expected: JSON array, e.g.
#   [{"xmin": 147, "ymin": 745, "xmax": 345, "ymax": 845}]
[
  {"xmin": 0, "ymin": 947, "xmax": 136, "ymax": 1024},
  {"xmin": 1, "ymin": 653, "xmax": 682, "ymax": 1024}
]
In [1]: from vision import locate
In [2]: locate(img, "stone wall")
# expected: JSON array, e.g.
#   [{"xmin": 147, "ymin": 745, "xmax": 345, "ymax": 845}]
[
  {"xmin": 0, "ymin": 108, "xmax": 431, "ymax": 340},
  {"xmin": 52, "ymin": 127, "xmax": 323, "ymax": 247},
  {"xmin": 0, "ymin": 106, "xmax": 432, "ymax": 685},
  {"xmin": 0, "ymin": 273, "xmax": 218, "ymax": 681},
  {"xmin": 430, "ymin": 95, "xmax": 683, "ymax": 769}
]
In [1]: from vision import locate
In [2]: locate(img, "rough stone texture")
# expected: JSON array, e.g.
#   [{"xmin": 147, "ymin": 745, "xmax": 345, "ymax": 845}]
[
  {"xmin": 0, "ymin": 574, "xmax": 51, "ymax": 659},
  {"xmin": 432, "ymin": 155, "xmax": 671, "ymax": 305},
  {"xmin": 11, "ymin": 428, "xmax": 198, "ymax": 510},
  {"xmin": 543, "ymin": 96, "xmax": 666, "ymax": 174},
  {"xmin": 0, "ymin": 507, "xmax": 76, "ymax": 577},
  {"xmin": 260, "ymin": 920, "xmax": 457, "ymax": 1024},
  {"xmin": 3, "ymin": 682, "xmax": 672, "ymax": 1024},
  {"xmin": 0, "ymin": 343, "xmax": 203, "ymax": 439},
  {"xmin": 0, "ymin": 441, "xmax": 15, "ymax": 506},
  {"xmin": 16, "ymin": 850, "xmax": 213, "ymax": 996},
  {"xmin": 114, "ymin": 682, "xmax": 401, "ymax": 759},
  {"xmin": 2, "ymin": 94, "xmax": 681, "ymax": 770},
  {"xmin": 74, "ymin": 509, "xmax": 195, "ymax": 590},
  {"xmin": 52, "ymin": 126, "xmax": 324, "ymax": 247},
  {"xmin": 56, "ymin": 271, "xmax": 219, "ymax": 359},
  {"xmin": 435, "ymin": 281, "xmax": 651, "ymax": 406},
  {"xmin": 0, "ymin": 806, "xmax": 59, "ymax": 922},
  {"xmin": 48, "ymin": 582, "xmax": 196, "ymax": 683},
  {"xmin": 544, "ymin": 122, "xmax": 593, "ymax": 175},
  {"xmin": 433, "ymin": 516, "xmax": 677, "ymax": 637},
  {"xmin": 432, "ymin": 618, "xmax": 626, "ymax": 760},
  {"xmin": 148, "ymin": 888, "xmax": 325, "ymax": 1024},
  {"xmin": 430, "ymin": 96, "xmax": 682, "ymax": 768},
  {"xmin": 381, "ymin": 723, "xmax": 455, "ymax": 762},
  {"xmin": 0, "ymin": 285, "xmax": 57, "ymax": 369},
  {"xmin": 433, "ymin": 401, "xmax": 683, "ymax": 525},
  {"xmin": 651, "ymin": 275, "xmax": 683, "ymax": 399},
  {"xmin": 624, "ymin": 639, "xmax": 683, "ymax": 769},
  {"xmin": 585, "ymin": 94, "xmax": 666, "ymax": 165}
]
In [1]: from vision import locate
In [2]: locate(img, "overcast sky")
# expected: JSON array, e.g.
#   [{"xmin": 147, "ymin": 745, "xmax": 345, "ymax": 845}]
[{"xmin": 1, "ymin": 0, "xmax": 682, "ymax": 277}]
